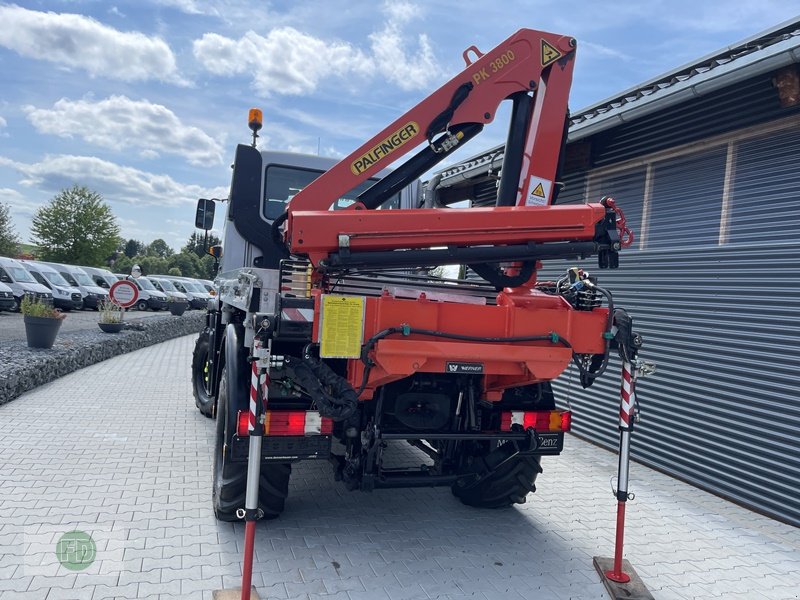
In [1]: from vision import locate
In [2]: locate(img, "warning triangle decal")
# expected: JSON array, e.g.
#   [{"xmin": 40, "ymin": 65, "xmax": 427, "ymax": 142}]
[
  {"xmin": 541, "ymin": 39, "xmax": 562, "ymax": 67},
  {"xmin": 531, "ymin": 182, "xmax": 546, "ymax": 198}
]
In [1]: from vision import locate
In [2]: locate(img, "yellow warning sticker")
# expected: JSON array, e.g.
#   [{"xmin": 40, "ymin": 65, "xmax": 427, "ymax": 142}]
[
  {"xmin": 320, "ymin": 295, "xmax": 365, "ymax": 358},
  {"xmin": 525, "ymin": 176, "xmax": 553, "ymax": 206},
  {"xmin": 541, "ymin": 39, "xmax": 562, "ymax": 67}
]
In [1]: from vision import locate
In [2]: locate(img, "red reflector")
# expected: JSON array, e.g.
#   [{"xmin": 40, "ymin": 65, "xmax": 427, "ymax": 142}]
[
  {"xmin": 320, "ymin": 418, "xmax": 333, "ymax": 435},
  {"xmin": 266, "ymin": 411, "xmax": 307, "ymax": 435},
  {"xmin": 500, "ymin": 412, "xmax": 512, "ymax": 431},
  {"xmin": 561, "ymin": 411, "xmax": 572, "ymax": 432},
  {"xmin": 237, "ymin": 411, "xmax": 250, "ymax": 436}
]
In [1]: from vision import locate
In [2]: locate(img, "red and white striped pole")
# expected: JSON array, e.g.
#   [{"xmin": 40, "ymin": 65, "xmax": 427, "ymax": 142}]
[
  {"xmin": 604, "ymin": 358, "xmax": 637, "ymax": 583},
  {"xmin": 240, "ymin": 340, "xmax": 268, "ymax": 600}
]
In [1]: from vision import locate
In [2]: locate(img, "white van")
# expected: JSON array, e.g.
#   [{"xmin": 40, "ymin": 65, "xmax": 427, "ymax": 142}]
[
  {"xmin": 81, "ymin": 266, "xmax": 118, "ymax": 290},
  {"xmin": 0, "ymin": 281, "xmax": 15, "ymax": 312},
  {"xmin": 148, "ymin": 276, "xmax": 191, "ymax": 304},
  {"xmin": 21, "ymin": 261, "xmax": 83, "ymax": 310},
  {"xmin": 0, "ymin": 256, "xmax": 53, "ymax": 311},
  {"xmin": 164, "ymin": 277, "xmax": 211, "ymax": 309},
  {"xmin": 122, "ymin": 275, "xmax": 169, "ymax": 311},
  {"xmin": 38, "ymin": 262, "xmax": 108, "ymax": 310}
]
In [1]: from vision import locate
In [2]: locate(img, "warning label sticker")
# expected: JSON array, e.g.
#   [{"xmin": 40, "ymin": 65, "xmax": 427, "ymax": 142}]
[
  {"xmin": 319, "ymin": 295, "xmax": 365, "ymax": 358},
  {"xmin": 541, "ymin": 39, "xmax": 562, "ymax": 67},
  {"xmin": 525, "ymin": 176, "xmax": 553, "ymax": 206}
]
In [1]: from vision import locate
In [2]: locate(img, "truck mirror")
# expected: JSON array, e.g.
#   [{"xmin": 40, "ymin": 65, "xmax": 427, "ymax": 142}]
[
  {"xmin": 208, "ymin": 244, "xmax": 222, "ymax": 259},
  {"xmin": 195, "ymin": 198, "xmax": 216, "ymax": 230}
]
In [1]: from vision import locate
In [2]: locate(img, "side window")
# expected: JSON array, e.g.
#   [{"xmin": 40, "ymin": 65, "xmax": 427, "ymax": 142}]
[
  {"xmin": 32, "ymin": 272, "xmax": 49, "ymax": 287},
  {"xmin": 94, "ymin": 276, "xmax": 109, "ymax": 289},
  {"xmin": 0, "ymin": 268, "xmax": 11, "ymax": 283}
]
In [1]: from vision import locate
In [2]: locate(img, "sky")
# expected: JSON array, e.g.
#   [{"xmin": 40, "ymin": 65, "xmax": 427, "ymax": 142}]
[{"xmin": 0, "ymin": 0, "xmax": 798, "ymax": 251}]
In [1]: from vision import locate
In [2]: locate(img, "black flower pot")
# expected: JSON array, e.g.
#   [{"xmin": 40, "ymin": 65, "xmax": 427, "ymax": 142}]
[
  {"xmin": 24, "ymin": 315, "xmax": 63, "ymax": 349},
  {"xmin": 168, "ymin": 302, "xmax": 187, "ymax": 316},
  {"xmin": 98, "ymin": 322, "xmax": 125, "ymax": 333}
]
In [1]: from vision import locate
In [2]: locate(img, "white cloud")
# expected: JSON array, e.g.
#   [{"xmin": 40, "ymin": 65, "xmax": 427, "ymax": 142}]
[
  {"xmin": 24, "ymin": 96, "xmax": 224, "ymax": 166},
  {"xmin": 0, "ymin": 116, "xmax": 6, "ymax": 128},
  {"xmin": 368, "ymin": 2, "xmax": 440, "ymax": 91},
  {"xmin": 192, "ymin": 1, "xmax": 441, "ymax": 96},
  {"xmin": 193, "ymin": 27, "xmax": 373, "ymax": 96},
  {"xmin": 0, "ymin": 4, "xmax": 183, "ymax": 83},
  {"xmin": 0, "ymin": 155, "xmax": 227, "ymax": 208}
]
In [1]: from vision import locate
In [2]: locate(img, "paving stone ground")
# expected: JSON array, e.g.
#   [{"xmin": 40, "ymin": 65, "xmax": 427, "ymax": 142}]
[{"xmin": 1, "ymin": 335, "xmax": 798, "ymax": 600}]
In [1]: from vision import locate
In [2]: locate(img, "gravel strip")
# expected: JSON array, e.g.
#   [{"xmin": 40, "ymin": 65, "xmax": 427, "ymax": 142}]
[{"xmin": 0, "ymin": 312, "xmax": 205, "ymax": 404}]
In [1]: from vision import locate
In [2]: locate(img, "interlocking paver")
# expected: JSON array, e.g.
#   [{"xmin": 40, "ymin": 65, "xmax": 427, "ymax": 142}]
[{"xmin": 1, "ymin": 335, "xmax": 799, "ymax": 600}]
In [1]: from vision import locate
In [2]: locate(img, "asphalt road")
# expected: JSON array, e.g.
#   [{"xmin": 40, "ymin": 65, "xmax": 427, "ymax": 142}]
[{"xmin": 0, "ymin": 307, "xmax": 193, "ymax": 342}]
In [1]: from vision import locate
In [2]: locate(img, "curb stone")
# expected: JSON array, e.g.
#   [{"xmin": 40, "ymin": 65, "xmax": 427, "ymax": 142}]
[{"xmin": 0, "ymin": 312, "xmax": 205, "ymax": 404}]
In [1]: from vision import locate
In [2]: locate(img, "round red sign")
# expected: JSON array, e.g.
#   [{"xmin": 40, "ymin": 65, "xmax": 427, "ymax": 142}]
[{"xmin": 109, "ymin": 280, "xmax": 139, "ymax": 308}]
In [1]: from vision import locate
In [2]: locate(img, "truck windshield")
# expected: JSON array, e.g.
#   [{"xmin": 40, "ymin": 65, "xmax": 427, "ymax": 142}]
[
  {"xmin": 263, "ymin": 165, "xmax": 399, "ymax": 220},
  {"xmin": 43, "ymin": 271, "xmax": 70, "ymax": 286},
  {"xmin": 155, "ymin": 279, "xmax": 177, "ymax": 292},
  {"xmin": 8, "ymin": 266, "xmax": 36, "ymax": 283},
  {"xmin": 137, "ymin": 277, "xmax": 157, "ymax": 291},
  {"xmin": 73, "ymin": 271, "xmax": 93, "ymax": 286}
]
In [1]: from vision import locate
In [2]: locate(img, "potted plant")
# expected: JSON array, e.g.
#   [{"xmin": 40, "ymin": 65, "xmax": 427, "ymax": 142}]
[
  {"xmin": 21, "ymin": 295, "xmax": 66, "ymax": 349},
  {"xmin": 98, "ymin": 298, "xmax": 125, "ymax": 333},
  {"xmin": 167, "ymin": 294, "xmax": 188, "ymax": 316}
]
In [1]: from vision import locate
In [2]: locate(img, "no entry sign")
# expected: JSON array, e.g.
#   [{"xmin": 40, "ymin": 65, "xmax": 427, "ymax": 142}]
[{"xmin": 109, "ymin": 280, "xmax": 139, "ymax": 308}]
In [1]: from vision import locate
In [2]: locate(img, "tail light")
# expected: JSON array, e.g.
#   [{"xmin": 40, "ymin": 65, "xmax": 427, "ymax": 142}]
[
  {"xmin": 500, "ymin": 410, "xmax": 572, "ymax": 432},
  {"xmin": 236, "ymin": 410, "xmax": 333, "ymax": 437}
]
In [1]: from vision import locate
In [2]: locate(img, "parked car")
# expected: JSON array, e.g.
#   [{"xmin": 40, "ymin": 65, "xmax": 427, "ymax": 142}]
[
  {"xmin": 196, "ymin": 278, "xmax": 216, "ymax": 295},
  {"xmin": 38, "ymin": 262, "xmax": 108, "ymax": 310},
  {"xmin": 20, "ymin": 261, "xmax": 83, "ymax": 310},
  {"xmin": 124, "ymin": 275, "xmax": 169, "ymax": 311},
  {"xmin": 164, "ymin": 277, "xmax": 210, "ymax": 309},
  {"xmin": 0, "ymin": 256, "xmax": 53, "ymax": 311},
  {"xmin": 148, "ymin": 277, "xmax": 191, "ymax": 304},
  {"xmin": 0, "ymin": 281, "xmax": 16, "ymax": 312},
  {"xmin": 81, "ymin": 266, "xmax": 119, "ymax": 290}
]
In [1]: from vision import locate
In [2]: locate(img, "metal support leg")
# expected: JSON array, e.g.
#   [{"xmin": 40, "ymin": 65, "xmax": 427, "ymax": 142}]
[
  {"xmin": 605, "ymin": 359, "xmax": 636, "ymax": 583},
  {"xmin": 240, "ymin": 342, "xmax": 268, "ymax": 600}
]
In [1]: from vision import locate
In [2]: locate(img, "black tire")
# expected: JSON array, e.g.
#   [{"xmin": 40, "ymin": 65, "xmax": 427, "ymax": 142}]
[
  {"xmin": 136, "ymin": 299, "xmax": 149, "ymax": 311},
  {"xmin": 11, "ymin": 296, "xmax": 21, "ymax": 312},
  {"xmin": 192, "ymin": 330, "xmax": 215, "ymax": 418},
  {"xmin": 212, "ymin": 325, "xmax": 291, "ymax": 522},
  {"xmin": 451, "ymin": 442, "xmax": 543, "ymax": 509}
]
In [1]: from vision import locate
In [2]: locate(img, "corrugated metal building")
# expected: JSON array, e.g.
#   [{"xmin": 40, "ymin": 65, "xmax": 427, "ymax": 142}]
[{"xmin": 432, "ymin": 19, "xmax": 800, "ymax": 526}]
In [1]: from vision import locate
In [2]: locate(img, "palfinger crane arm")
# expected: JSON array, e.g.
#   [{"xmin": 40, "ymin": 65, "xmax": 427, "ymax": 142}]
[{"xmin": 283, "ymin": 28, "xmax": 622, "ymax": 273}]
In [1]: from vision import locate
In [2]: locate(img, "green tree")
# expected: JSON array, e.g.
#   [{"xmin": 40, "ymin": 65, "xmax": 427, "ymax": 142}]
[
  {"xmin": 168, "ymin": 267, "xmax": 182, "ymax": 276},
  {"xmin": 0, "ymin": 202, "xmax": 20, "ymax": 257},
  {"xmin": 183, "ymin": 232, "xmax": 221, "ymax": 258},
  {"xmin": 199, "ymin": 254, "xmax": 217, "ymax": 279},
  {"xmin": 31, "ymin": 185, "xmax": 121, "ymax": 266},
  {"xmin": 146, "ymin": 238, "xmax": 173, "ymax": 258},
  {"xmin": 167, "ymin": 252, "xmax": 201, "ymax": 277},
  {"xmin": 138, "ymin": 256, "xmax": 168, "ymax": 276},
  {"xmin": 123, "ymin": 239, "xmax": 144, "ymax": 258}
]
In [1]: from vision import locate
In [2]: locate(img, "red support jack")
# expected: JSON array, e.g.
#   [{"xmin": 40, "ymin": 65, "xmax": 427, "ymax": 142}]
[{"xmin": 594, "ymin": 310, "xmax": 655, "ymax": 600}]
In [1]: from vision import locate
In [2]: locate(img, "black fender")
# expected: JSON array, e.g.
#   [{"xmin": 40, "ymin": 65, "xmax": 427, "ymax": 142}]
[{"xmin": 221, "ymin": 322, "xmax": 250, "ymax": 419}]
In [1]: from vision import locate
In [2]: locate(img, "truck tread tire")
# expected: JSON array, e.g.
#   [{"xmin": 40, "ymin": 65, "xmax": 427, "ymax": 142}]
[
  {"xmin": 192, "ymin": 330, "xmax": 215, "ymax": 418},
  {"xmin": 136, "ymin": 299, "xmax": 148, "ymax": 311},
  {"xmin": 212, "ymin": 326, "xmax": 291, "ymax": 521},
  {"xmin": 451, "ymin": 442, "xmax": 544, "ymax": 509}
]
